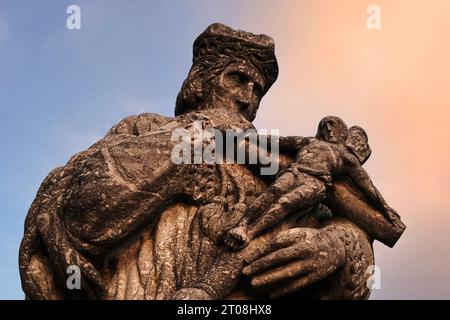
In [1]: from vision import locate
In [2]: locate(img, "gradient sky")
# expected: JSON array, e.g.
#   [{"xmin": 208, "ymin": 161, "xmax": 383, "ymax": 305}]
[{"xmin": 1, "ymin": 0, "xmax": 449, "ymax": 299}]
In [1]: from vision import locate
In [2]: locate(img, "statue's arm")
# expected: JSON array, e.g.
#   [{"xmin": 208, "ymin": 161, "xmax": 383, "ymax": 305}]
[
  {"xmin": 242, "ymin": 217, "xmax": 374, "ymax": 299},
  {"xmin": 326, "ymin": 180, "xmax": 405, "ymax": 247}
]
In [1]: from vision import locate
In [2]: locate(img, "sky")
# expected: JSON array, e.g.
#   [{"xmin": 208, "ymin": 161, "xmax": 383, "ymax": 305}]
[{"xmin": 0, "ymin": 0, "xmax": 449, "ymax": 299}]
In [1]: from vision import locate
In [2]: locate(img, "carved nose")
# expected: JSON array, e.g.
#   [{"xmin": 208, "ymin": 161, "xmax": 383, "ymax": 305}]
[
  {"xmin": 236, "ymin": 83, "xmax": 254, "ymax": 107},
  {"xmin": 326, "ymin": 124, "xmax": 334, "ymax": 136}
]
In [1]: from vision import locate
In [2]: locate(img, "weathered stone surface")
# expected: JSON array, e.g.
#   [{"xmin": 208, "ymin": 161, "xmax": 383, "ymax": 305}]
[
  {"xmin": 224, "ymin": 116, "xmax": 402, "ymax": 250},
  {"xmin": 19, "ymin": 23, "xmax": 405, "ymax": 300}
]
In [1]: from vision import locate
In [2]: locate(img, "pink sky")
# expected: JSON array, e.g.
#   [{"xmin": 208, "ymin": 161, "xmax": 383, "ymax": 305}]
[
  {"xmin": 227, "ymin": 0, "xmax": 450, "ymax": 298},
  {"xmin": 3, "ymin": 0, "xmax": 447, "ymax": 300}
]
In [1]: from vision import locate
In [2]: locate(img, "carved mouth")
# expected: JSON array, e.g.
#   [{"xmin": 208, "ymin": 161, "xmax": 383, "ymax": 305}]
[
  {"xmin": 236, "ymin": 101, "xmax": 252, "ymax": 120},
  {"xmin": 236, "ymin": 100, "xmax": 250, "ymax": 110}
]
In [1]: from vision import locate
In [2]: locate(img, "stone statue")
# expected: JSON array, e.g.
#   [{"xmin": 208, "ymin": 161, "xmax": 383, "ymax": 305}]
[{"xmin": 19, "ymin": 23, "xmax": 405, "ymax": 300}]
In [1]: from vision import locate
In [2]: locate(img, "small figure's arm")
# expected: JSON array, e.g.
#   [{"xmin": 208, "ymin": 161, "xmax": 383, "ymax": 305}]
[
  {"xmin": 342, "ymin": 156, "xmax": 398, "ymax": 222},
  {"xmin": 279, "ymin": 136, "xmax": 308, "ymax": 152},
  {"xmin": 237, "ymin": 134, "xmax": 313, "ymax": 174}
]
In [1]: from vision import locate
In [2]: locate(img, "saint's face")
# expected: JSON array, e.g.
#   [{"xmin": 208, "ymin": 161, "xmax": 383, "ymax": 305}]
[{"xmin": 212, "ymin": 61, "xmax": 266, "ymax": 121}]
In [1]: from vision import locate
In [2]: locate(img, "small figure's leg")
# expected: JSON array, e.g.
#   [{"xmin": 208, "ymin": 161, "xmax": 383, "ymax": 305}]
[
  {"xmin": 245, "ymin": 169, "xmax": 298, "ymax": 224},
  {"xmin": 225, "ymin": 170, "xmax": 298, "ymax": 250},
  {"xmin": 247, "ymin": 176, "xmax": 326, "ymax": 239},
  {"xmin": 246, "ymin": 202, "xmax": 287, "ymax": 240}
]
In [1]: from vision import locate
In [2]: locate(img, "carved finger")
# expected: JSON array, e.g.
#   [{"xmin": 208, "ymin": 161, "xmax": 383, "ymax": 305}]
[
  {"xmin": 250, "ymin": 260, "xmax": 314, "ymax": 288},
  {"xmin": 269, "ymin": 272, "xmax": 320, "ymax": 298},
  {"xmin": 243, "ymin": 237, "xmax": 285, "ymax": 264},
  {"xmin": 244, "ymin": 228, "xmax": 307, "ymax": 263},
  {"xmin": 243, "ymin": 244, "xmax": 314, "ymax": 276}
]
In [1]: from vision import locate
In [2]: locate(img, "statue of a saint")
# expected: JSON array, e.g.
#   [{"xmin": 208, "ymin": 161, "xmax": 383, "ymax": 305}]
[{"xmin": 19, "ymin": 23, "xmax": 405, "ymax": 300}]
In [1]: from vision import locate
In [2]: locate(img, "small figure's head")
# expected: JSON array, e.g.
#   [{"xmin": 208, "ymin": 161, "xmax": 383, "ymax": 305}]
[
  {"xmin": 175, "ymin": 23, "xmax": 278, "ymax": 122},
  {"xmin": 346, "ymin": 125, "xmax": 372, "ymax": 164},
  {"xmin": 316, "ymin": 116, "xmax": 348, "ymax": 144}
]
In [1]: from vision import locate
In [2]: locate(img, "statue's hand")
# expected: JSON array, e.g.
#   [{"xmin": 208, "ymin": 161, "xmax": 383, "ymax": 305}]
[
  {"xmin": 171, "ymin": 288, "xmax": 213, "ymax": 300},
  {"xmin": 242, "ymin": 227, "xmax": 346, "ymax": 298}
]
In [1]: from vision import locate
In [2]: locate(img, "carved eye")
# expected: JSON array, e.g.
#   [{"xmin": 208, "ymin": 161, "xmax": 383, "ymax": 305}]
[{"xmin": 227, "ymin": 72, "xmax": 246, "ymax": 84}]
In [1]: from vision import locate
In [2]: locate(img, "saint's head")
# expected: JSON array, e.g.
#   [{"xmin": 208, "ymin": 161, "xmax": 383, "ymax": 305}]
[
  {"xmin": 175, "ymin": 23, "xmax": 279, "ymax": 122},
  {"xmin": 346, "ymin": 125, "xmax": 372, "ymax": 164}
]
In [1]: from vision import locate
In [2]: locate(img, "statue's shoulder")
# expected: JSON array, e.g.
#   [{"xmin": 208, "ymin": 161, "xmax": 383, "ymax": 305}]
[
  {"xmin": 106, "ymin": 113, "xmax": 174, "ymax": 137},
  {"xmin": 81, "ymin": 112, "xmax": 174, "ymax": 154}
]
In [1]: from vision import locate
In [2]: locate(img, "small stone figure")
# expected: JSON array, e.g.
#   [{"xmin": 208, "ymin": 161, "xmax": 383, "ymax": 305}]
[{"xmin": 225, "ymin": 116, "xmax": 401, "ymax": 250}]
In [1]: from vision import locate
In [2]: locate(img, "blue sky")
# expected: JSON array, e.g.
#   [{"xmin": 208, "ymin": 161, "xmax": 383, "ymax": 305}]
[
  {"xmin": 1, "ymin": 0, "xmax": 449, "ymax": 300},
  {"xmin": 1, "ymin": 0, "xmax": 298, "ymax": 300},
  {"xmin": 0, "ymin": 0, "xmax": 250, "ymax": 299}
]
